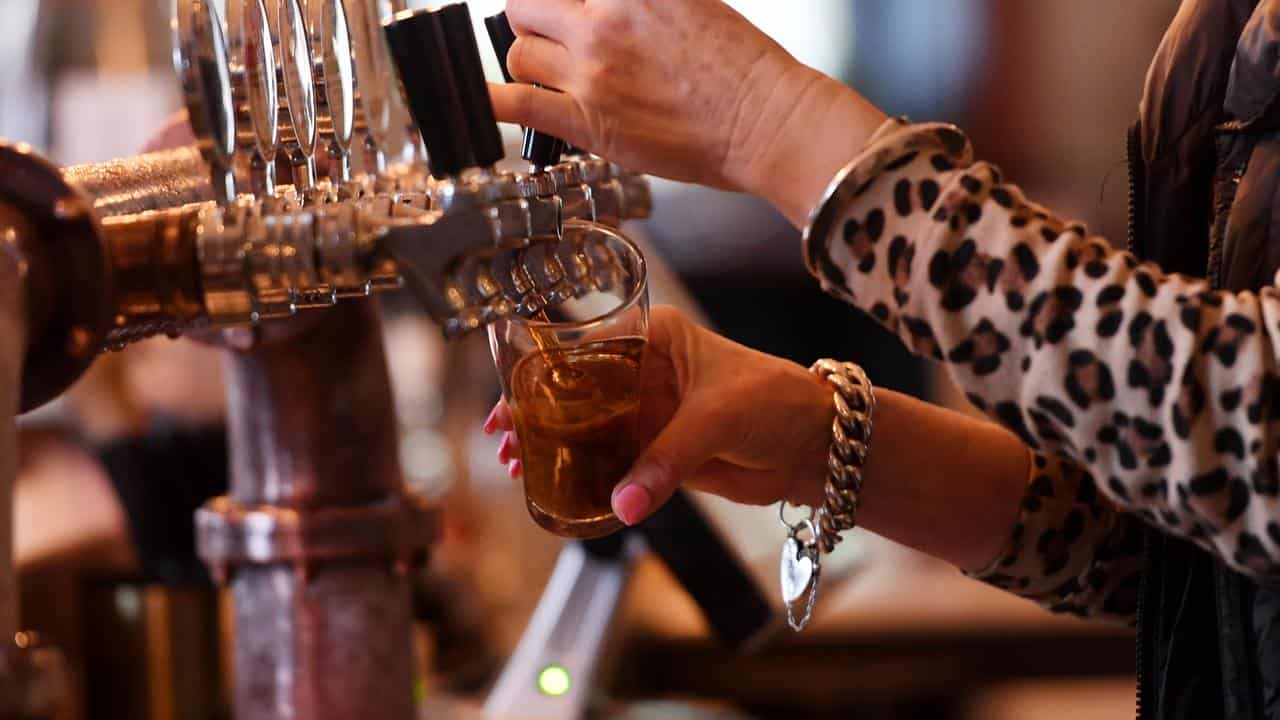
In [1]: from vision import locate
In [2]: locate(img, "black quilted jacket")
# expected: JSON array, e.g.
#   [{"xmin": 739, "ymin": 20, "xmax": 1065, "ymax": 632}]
[{"xmin": 1131, "ymin": 0, "xmax": 1280, "ymax": 716}]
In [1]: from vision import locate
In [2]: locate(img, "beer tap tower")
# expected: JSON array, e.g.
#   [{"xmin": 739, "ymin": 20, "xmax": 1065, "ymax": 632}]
[
  {"xmin": 0, "ymin": 0, "xmax": 653, "ymax": 717},
  {"xmin": 0, "ymin": 0, "xmax": 779, "ymax": 717}
]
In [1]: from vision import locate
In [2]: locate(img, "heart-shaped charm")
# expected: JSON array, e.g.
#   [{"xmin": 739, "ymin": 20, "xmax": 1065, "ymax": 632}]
[{"xmin": 780, "ymin": 537, "xmax": 815, "ymax": 604}]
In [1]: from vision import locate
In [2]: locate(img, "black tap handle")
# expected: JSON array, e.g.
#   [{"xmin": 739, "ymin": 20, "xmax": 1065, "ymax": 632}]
[
  {"xmin": 484, "ymin": 11, "xmax": 566, "ymax": 169},
  {"xmin": 484, "ymin": 12, "xmax": 518, "ymax": 84},
  {"xmin": 436, "ymin": 3, "xmax": 505, "ymax": 170},
  {"xmin": 522, "ymin": 131, "xmax": 566, "ymax": 169},
  {"xmin": 384, "ymin": 8, "xmax": 475, "ymax": 177}
]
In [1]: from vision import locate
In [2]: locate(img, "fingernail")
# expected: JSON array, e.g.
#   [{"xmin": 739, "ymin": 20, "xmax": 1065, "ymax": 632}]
[
  {"xmin": 498, "ymin": 433, "xmax": 513, "ymax": 463},
  {"xmin": 612, "ymin": 483, "xmax": 651, "ymax": 526},
  {"xmin": 483, "ymin": 406, "xmax": 498, "ymax": 434},
  {"xmin": 509, "ymin": 460, "xmax": 522, "ymax": 478}
]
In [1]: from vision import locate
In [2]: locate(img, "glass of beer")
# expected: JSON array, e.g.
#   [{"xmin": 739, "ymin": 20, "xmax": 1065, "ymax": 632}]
[{"xmin": 488, "ymin": 221, "xmax": 649, "ymax": 539}]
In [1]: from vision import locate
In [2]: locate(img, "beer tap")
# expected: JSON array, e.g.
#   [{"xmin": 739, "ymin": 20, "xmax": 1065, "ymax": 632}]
[
  {"xmin": 481, "ymin": 12, "xmax": 637, "ymax": 306},
  {"xmin": 173, "ymin": 0, "xmax": 239, "ymax": 205},
  {"xmin": 306, "ymin": 0, "xmax": 357, "ymax": 188},
  {"xmin": 343, "ymin": 0, "xmax": 425, "ymax": 186},
  {"xmin": 383, "ymin": 0, "xmax": 431, "ymax": 167},
  {"xmin": 484, "ymin": 11, "xmax": 567, "ymax": 171},
  {"xmin": 382, "ymin": 3, "xmax": 553, "ymax": 335},
  {"xmin": 484, "ymin": 12, "xmax": 650, "ymax": 227},
  {"xmin": 344, "ymin": 0, "xmax": 396, "ymax": 179},
  {"xmin": 267, "ymin": 0, "xmax": 322, "ymax": 196},
  {"xmin": 226, "ymin": 0, "xmax": 280, "ymax": 198},
  {"xmin": 131, "ymin": 0, "xmax": 652, "ymax": 340},
  {"xmin": 0, "ymin": 0, "xmax": 655, "ymax": 371}
]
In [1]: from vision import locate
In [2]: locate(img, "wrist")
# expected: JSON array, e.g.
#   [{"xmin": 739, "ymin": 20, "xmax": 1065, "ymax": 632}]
[
  {"xmin": 783, "ymin": 366, "xmax": 843, "ymax": 510},
  {"xmin": 732, "ymin": 69, "xmax": 887, "ymax": 228}
]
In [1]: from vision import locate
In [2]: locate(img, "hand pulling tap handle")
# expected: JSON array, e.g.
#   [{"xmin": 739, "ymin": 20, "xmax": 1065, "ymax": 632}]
[
  {"xmin": 484, "ymin": 11, "xmax": 566, "ymax": 169},
  {"xmin": 435, "ymin": 3, "xmax": 505, "ymax": 170},
  {"xmin": 384, "ymin": 8, "xmax": 476, "ymax": 177}
]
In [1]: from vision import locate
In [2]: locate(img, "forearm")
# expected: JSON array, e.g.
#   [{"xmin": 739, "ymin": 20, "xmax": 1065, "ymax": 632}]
[
  {"xmin": 803, "ymin": 384, "xmax": 1146, "ymax": 620},
  {"xmin": 795, "ymin": 381, "xmax": 1140, "ymax": 623},
  {"xmin": 805, "ymin": 119, "xmax": 1280, "ymax": 580},
  {"xmin": 732, "ymin": 70, "xmax": 887, "ymax": 228},
  {"xmin": 834, "ymin": 388, "xmax": 1030, "ymax": 574}
]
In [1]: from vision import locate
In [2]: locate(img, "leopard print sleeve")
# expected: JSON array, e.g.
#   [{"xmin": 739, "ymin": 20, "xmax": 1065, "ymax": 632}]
[
  {"xmin": 972, "ymin": 450, "xmax": 1143, "ymax": 624},
  {"xmin": 807, "ymin": 119, "xmax": 1280, "ymax": 615}
]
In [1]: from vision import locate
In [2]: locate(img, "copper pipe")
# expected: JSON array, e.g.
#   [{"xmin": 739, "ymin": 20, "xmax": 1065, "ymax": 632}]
[
  {"xmin": 207, "ymin": 301, "xmax": 423, "ymax": 720},
  {"xmin": 0, "ymin": 142, "xmax": 216, "ymax": 373},
  {"xmin": 62, "ymin": 146, "xmax": 214, "ymax": 217},
  {"xmin": 99, "ymin": 205, "xmax": 208, "ymax": 348}
]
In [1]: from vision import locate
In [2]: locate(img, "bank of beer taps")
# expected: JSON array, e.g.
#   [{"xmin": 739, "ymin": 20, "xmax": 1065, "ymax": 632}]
[{"xmin": 102, "ymin": 0, "xmax": 652, "ymax": 350}]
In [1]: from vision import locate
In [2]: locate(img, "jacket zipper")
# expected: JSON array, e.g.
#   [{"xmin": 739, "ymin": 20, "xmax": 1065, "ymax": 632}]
[
  {"xmin": 1135, "ymin": 538, "xmax": 1153, "ymax": 720},
  {"xmin": 1126, "ymin": 122, "xmax": 1152, "ymax": 720}
]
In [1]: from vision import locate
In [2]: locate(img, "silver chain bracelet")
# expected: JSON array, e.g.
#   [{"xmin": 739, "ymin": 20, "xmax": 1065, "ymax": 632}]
[{"xmin": 778, "ymin": 359, "xmax": 876, "ymax": 631}]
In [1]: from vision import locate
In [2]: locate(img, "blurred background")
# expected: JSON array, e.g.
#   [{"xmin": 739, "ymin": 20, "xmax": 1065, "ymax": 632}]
[{"xmin": 0, "ymin": 0, "xmax": 1180, "ymax": 718}]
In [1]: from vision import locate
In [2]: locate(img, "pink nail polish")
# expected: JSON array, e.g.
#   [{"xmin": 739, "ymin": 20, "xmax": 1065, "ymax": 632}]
[{"xmin": 612, "ymin": 484, "xmax": 651, "ymax": 526}]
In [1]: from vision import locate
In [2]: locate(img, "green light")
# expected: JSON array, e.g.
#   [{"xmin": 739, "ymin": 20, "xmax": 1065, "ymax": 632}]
[{"xmin": 537, "ymin": 664, "xmax": 572, "ymax": 697}]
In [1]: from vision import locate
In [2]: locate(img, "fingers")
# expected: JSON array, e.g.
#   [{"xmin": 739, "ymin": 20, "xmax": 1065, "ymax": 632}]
[
  {"xmin": 494, "ymin": 431, "xmax": 523, "ymax": 478},
  {"xmin": 611, "ymin": 401, "xmax": 729, "ymax": 526},
  {"xmin": 488, "ymin": 83, "xmax": 587, "ymax": 146},
  {"xmin": 483, "ymin": 400, "xmax": 514, "ymax": 434},
  {"xmin": 497, "ymin": 431, "xmax": 522, "ymax": 463},
  {"xmin": 507, "ymin": 35, "xmax": 573, "ymax": 87},
  {"xmin": 505, "ymin": 0, "xmax": 583, "ymax": 44},
  {"xmin": 485, "ymin": 402, "xmax": 522, "ymax": 477}
]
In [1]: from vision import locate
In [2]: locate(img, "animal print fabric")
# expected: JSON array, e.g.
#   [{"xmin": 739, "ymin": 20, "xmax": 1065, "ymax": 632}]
[{"xmin": 807, "ymin": 119, "xmax": 1280, "ymax": 622}]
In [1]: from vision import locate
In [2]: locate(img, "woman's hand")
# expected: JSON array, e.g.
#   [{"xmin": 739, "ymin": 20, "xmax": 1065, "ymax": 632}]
[
  {"xmin": 491, "ymin": 0, "xmax": 887, "ymax": 225},
  {"xmin": 484, "ymin": 306, "xmax": 834, "ymax": 525},
  {"xmin": 485, "ymin": 306, "xmax": 1034, "ymax": 573}
]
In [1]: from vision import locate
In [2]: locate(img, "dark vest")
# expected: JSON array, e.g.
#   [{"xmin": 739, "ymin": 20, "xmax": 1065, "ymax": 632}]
[{"xmin": 1131, "ymin": 0, "xmax": 1280, "ymax": 717}]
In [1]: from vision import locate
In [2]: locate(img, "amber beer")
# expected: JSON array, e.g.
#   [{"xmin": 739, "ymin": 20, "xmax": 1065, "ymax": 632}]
[{"xmin": 509, "ymin": 337, "xmax": 646, "ymax": 538}]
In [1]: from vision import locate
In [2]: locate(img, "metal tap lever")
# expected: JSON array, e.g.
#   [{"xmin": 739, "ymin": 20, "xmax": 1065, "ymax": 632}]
[
  {"xmin": 271, "ymin": 0, "xmax": 321, "ymax": 191},
  {"xmin": 485, "ymin": 11, "xmax": 566, "ymax": 169},
  {"xmin": 172, "ymin": 0, "xmax": 238, "ymax": 204},
  {"xmin": 226, "ymin": 0, "xmax": 279, "ymax": 197},
  {"xmin": 307, "ymin": 0, "xmax": 357, "ymax": 184},
  {"xmin": 343, "ymin": 0, "xmax": 399, "ymax": 173}
]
